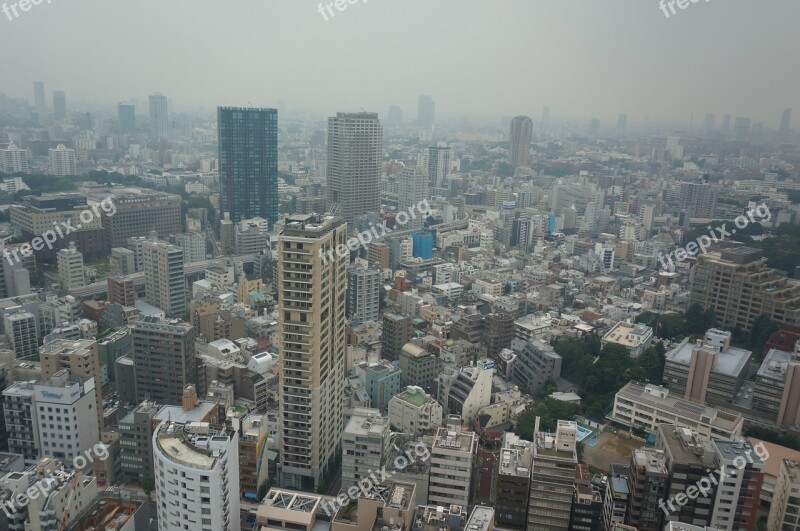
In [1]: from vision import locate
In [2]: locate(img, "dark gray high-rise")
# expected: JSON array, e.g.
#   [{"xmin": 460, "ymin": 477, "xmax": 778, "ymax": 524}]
[
  {"xmin": 218, "ymin": 107, "xmax": 279, "ymax": 226},
  {"xmin": 52, "ymin": 91, "xmax": 66, "ymax": 121},
  {"xmin": 118, "ymin": 103, "xmax": 136, "ymax": 134},
  {"xmin": 33, "ymin": 81, "xmax": 46, "ymax": 124}
]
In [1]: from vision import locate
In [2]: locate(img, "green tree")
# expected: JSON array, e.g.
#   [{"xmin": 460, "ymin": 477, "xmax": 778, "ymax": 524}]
[
  {"xmin": 749, "ymin": 314, "xmax": 779, "ymax": 354},
  {"xmin": 142, "ymin": 476, "xmax": 155, "ymax": 496}
]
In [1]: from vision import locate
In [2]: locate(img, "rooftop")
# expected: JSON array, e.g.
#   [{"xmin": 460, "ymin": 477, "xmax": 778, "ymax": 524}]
[
  {"xmin": 616, "ymin": 382, "xmax": 742, "ymax": 433},
  {"xmin": 464, "ymin": 506, "xmax": 494, "ymax": 531},
  {"xmin": 603, "ymin": 321, "xmax": 653, "ymax": 348},
  {"xmin": 396, "ymin": 386, "xmax": 430, "ymax": 407},
  {"xmin": 757, "ymin": 348, "xmax": 800, "ymax": 380},
  {"xmin": 666, "ymin": 337, "xmax": 752, "ymax": 378},
  {"xmin": 713, "ymin": 439, "xmax": 766, "ymax": 465},
  {"xmin": 433, "ymin": 427, "xmax": 475, "ymax": 453}
]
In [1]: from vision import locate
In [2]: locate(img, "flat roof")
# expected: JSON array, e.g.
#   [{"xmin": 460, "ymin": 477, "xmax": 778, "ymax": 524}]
[
  {"xmin": 666, "ymin": 338, "xmax": 752, "ymax": 377},
  {"xmin": 157, "ymin": 435, "xmax": 216, "ymax": 469},
  {"xmin": 757, "ymin": 348, "xmax": 799, "ymax": 380},
  {"xmin": 616, "ymin": 382, "xmax": 741, "ymax": 432}
]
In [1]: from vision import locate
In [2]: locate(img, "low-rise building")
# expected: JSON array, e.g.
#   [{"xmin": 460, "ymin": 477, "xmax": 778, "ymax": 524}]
[
  {"xmin": 611, "ymin": 382, "xmax": 743, "ymax": 440},
  {"xmin": 602, "ymin": 321, "xmax": 654, "ymax": 358},
  {"xmin": 388, "ymin": 386, "xmax": 442, "ymax": 435}
]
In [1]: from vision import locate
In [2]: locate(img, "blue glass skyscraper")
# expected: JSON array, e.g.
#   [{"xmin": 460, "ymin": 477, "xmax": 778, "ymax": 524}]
[{"xmin": 218, "ymin": 107, "xmax": 279, "ymax": 226}]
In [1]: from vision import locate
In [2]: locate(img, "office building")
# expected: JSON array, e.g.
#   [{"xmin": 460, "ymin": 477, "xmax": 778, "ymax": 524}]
[
  {"xmin": 704, "ymin": 114, "xmax": 716, "ymax": 131},
  {"xmin": 710, "ymin": 440, "xmax": 765, "ymax": 531},
  {"xmin": 656, "ymin": 424, "xmax": 718, "ymax": 527},
  {"xmin": 235, "ymin": 217, "xmax": 270, "ymax": 254},
  {"xmin": 528, "ymin": 419, "xmax": 579, "ymax": 530},
  {"xmin": 81, "ymin": 184, "xmax": 182, "ymax": 247},
  {"xmin": 399, "ymin": 342, "xmax": 441, "ymax": 391},
  {"xmin": 52, "ymin": 90, "xmax": 66, "ymax": 121},
  {"xmin": 148, "ymin": 93, "xmax": 169, "ymax": 141},
  {"xmin": 218, "ymin": 107, "xmax": 279, "ymax": 226},
  {"xmin": 118, "ymin": 102, "xmax": 136, "ymax": 134},
  {"xmin": 329, "ymin": 480, "xmax": 417, "ymax": 531},
  {"xmin": 496, "ymin": 432, "xmax": 532, "ymax": 530},
  {"xmin": 442, "ymin": 361, "xmax": 494, "ymax": 424},
  {"xmin": 427, "ymin": 145, "xmax": 450, "ymax": 193},
  {"xmin": 754, "ymin": 343, "xmax": 800, "ymax": 427},
  {"xmin": 173, "ymin": 231, "xmax": 206, "ymax": 263},
  {"xmin": 4, "ymin": 309, "xmax": 38, "ymax": 358},
  {"xmin": 611, "ymin": 382, "xmax": 743, "ymax": 440},
  {"xmin": 143, "ymin": 240, "xmax": 185, "ymax": 317},
  {"xmin": 428, "ymin": 422, "xmax": 476, "ymax": 508},
  {"xmin": 381, "ymin": 313, "xmax": 413, "ymax": 361},
  {"xmin": 153, "ymin": 420, "xmax": 239, "ymax": 531},
  {"xmin": 33, "ymin": 81, "xmax": 47, "ymax": 123},
  {"xmin": 509, "ymin": 115, "xmax": 533, "ymax": 168},
  {"xmin": 602, "ymin": 322, "xmax": 654, "ymax": 358},
  {"xmin": 131, "ymin": 316, "xmax": 196, "ymax": 404},
  {"xmin": 341, "ymin": 407, "xmax": 390, "ymax": 490},
  {"xmin": 512, "ymin": 338, "xmax": 562, "ymax": 395},
  {"xmin": 352, "ymin": 360, "xmax": 402, "ymax": 412},
  {"xmin": 663, "ymin": 329, "xmax": 751, "ymax": 407},
  {"xmin": 34, "ymin": 370, "xmax": 100, "ymax": 467},
  {"xmin": 0, "ymin": 143, "xmax": 30, "ymax": 174},
  {"xmin": 347, "ymin": 265, "xmax": 381, "ymax": 323},
  {"xmin": 327, "ymin": 112, "xmax": 383, "ymax": 222},
  {"xmin": 57, "ymin": 242, "xmax": 84, "ymax": 289},
  {"xmin": 689, "ymin": 247, "xmax": 800, "ymax": 331},
  {"xmin": 678, "ymin": 182, "xmax": 717, "ymax": 219},
  {"xmin": 571, "ymin": 462, "xmax": 604, "ymax": 531},
  {"xmin": 768, "ymin": 459, "xmax": 800, "ymax": 531},
  {"xmin": 278, "ymin": 214, "xmax": 348, "ymax": 491},
  {"xmin": 780, "ymin": 108, "xmax": 792, "ymax": 137},
  {"xmin": 627, "ymin": 448, "xmax": 669, "ymax": 531},
  {"xmin": 603, "ymin": 467, "xmax": 631, "ymax": 530},
  {"xmin": 417, "ymin": 95, "xmax": 435, "ymax": 127},
  {"xmin": 2, "ymin": 380, "xmax": 38, "ymax": 463},
  {"xmin": 110, "ymin": 247, "xmax": 136, "ymax": 276},
  {"xmin": 118, "ymin": 401, "xmax": 159, "ymax": 484},
  {"xmin": 40, "ymin": 338, "xmax": 104, "ymax": 436}
]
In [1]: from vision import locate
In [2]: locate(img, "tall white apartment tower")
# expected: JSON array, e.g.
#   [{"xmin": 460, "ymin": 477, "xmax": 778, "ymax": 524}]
[
  {"xmin": 48, "ymin": 144, "xmax": 77, "ymax": 176},
  {"xmin": 326, "ymin": 112, "xmax": 383, "ymax": 223},
  {"xmin": 153, "ymin": 421, "xmax": 240, "ymax": 531},
  {"xmin": 57, "ymin": 242, "xmax": 85, "ymax": 289},
  {"xmin": 278, "ymin": 214, "xmax": 348, "ymax": 491},
  {"xmin": 427, "ymin": 144, "xmax": 451, "ymax": 194},
  {"xmin": 398, "ymin": 167, "xmax": 428, "ymax": 229}
]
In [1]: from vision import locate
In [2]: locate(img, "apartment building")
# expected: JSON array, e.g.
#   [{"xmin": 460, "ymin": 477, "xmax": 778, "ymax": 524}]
[
  {"xmin": 388, "ymin": 385, "xmax": 443, "ymax": 435},
  {"xmin": 341, "ymin": 408, "xmax": 390, "ymax": 491},
  {"xmin": 767, "ymin": 459, "xmax": 800, "ymax": 531},
  {"xmin": 528, "ymin": 419, "xmax": 579, "ymax": 530},
  {"xmin": 689, "ymin": 247, "xmax": 800, "ymax": 331}
]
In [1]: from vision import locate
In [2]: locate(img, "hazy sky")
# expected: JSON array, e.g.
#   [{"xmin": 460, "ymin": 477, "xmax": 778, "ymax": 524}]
[{"xmin": 2, "ymin": 0, "xmax": 799, "ymax": 127}]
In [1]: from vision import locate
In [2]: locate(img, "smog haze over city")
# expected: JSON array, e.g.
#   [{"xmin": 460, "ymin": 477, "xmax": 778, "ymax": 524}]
[{"xmin": 2, "ymin": 2, "xmax": 800, "ymax": 531}]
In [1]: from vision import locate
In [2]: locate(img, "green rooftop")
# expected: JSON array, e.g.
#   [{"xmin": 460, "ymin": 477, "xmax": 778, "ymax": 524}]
[{"xmin": 400, "ymin": 389, "xmax": 428, "ymax": 407}]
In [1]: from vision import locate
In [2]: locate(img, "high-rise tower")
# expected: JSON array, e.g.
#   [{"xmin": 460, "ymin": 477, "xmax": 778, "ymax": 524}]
[
  {"xmin": 326, "ymin": 112, "xmax": 382, "ymax": 223},
  {"xmin": 218, "ymin": 107, "xmax": 279, "ymax": 226},
  {"xmin": 509, "ymin": 115, "xmax": 533, "ymax": 168},
  {"xmin": 148, "ymin": 93, "xmax": 169, "ymax": 141},
  {"xmin": 278, "ymin": 214, "xmax": 348, "ymax": 491}
]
